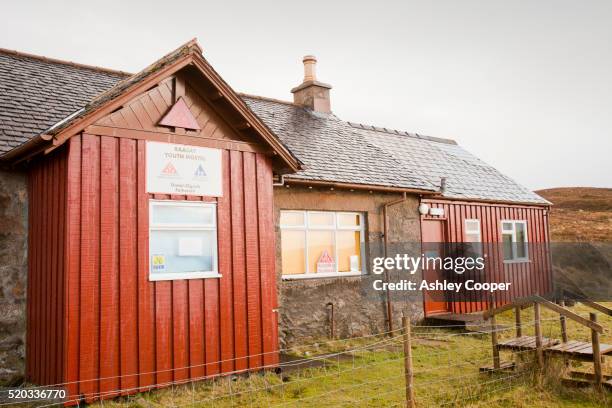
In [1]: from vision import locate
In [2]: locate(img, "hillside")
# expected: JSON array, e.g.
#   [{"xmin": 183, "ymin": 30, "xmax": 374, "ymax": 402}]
[{"xmin": 536, "ymin": 187, "xmax": 612, "ymax": 242}]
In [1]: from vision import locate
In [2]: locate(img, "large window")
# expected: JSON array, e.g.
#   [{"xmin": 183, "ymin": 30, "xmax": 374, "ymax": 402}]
[
  {"xmin": 501, "ymin": 220, "xmax": 528, "ymax": 262},
  {"xmin": 149, "ymin": 200, "xmax": 219, "ymax": 281},
  {"xmin": 280, "ymin": 211, "xmax": 365, "ymax": 279},
  {"xmin": 464, "ymin": 219, "xmax": 482, "ymax": 256}
]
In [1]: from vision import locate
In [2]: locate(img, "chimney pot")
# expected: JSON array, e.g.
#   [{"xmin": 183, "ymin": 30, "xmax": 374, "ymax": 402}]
[
  {"xmin": 291, "ymin": 55, "xmax": 332, "ymax": 113},
  {"xmin": 303, "ymin": 55, "xmax": 317, "ymax": 82}
]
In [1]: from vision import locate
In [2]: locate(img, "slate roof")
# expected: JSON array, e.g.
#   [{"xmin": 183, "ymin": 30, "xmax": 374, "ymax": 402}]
[
  {"xmin": 0, "ymin": 49, "xmax": 128, "ymax": 154},
  {"xmin": 0, "ymin": 47, "xmax": 549, "ymax": 205},
  {"xmin": 243, "ymin": 96, "xmax": 549, "ymax": 204}
]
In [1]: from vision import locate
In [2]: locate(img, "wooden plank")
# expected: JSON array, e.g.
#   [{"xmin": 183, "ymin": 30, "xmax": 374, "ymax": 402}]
[
  {"xmin": 172, "ymin": 280, "xmax": 190, "ymax": 382},
  {"xmin": 41, "ymin": 161, "xmax": 50, "ymax": 384},
  {"xmin": 155, "ymin": 282, "xmax": 173, "ymax": 387},
  {"xmin": 218, "ymin": 149, "xmax": 234, "ymax": 373},
  {"xmin": 578, "ymin": 300, "xmax": 612, "ymax": 317},
  {"xmin": 137, "ymin": 140, "xmax": 156, "ymax": 390},
  {"xmin": 56, "ymin": 151, "xmax": 67, "ymax": 384},
  {"xmin": 119, "ymin": 138, "xmax": 139, "ymax": 393},
  {"xmin": 534, "ymin": 296, "xmax": 603, "ymax": 333},
  {"xmin": 483, "ymin": 296, "xmax": 537, "ymax": 319},
  {"xmin": 99, "ymin": 136, "xmax": 120, "ymax": 397},
  {"xmin": 84, "ymin": 125, "xmax": 267, "ymax": 153},
  {"xmin": 256, "ymin": 154, "xmax": 279, "ymax": 367},
  {"xmin": 243, "ymin": 152, "xmax": 262, "ymax": 369},
  {"xmin": 591, "ymin": 313, "xmax": 603, "ymax": 388},
  {"xmin": 188, "ymin": 280, "xmax": 205, "ymax": 379},
  {"xmin": 64, "ymin": 136, "xmax": 82, "ymax": 400},
  {"xmin": 230, "ymin": 150, "xmax": 248, "ymax": 372},
  {"xmin": 79, "ymin": 134, "xmax": 100, "ymax": 400},
  {"xmin": 49, "ymin": 155, "xmax": 59, "ymax": 384},
  {"xmin": 204, "ymin": 277, "xmax": 220, "ymax": 376}
]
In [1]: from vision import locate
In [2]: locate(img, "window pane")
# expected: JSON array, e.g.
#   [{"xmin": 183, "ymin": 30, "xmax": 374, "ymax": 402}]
[
  {"xmin": 308, "ymin": 230, "xmax": 335, "ymax": 273},
  {"xmin": 152, "ymin": 204, "xmax": 214, "ymax": 226},
  {"xmin": 281, "ymin": 230, "xmax": 306, "ymax": 275},
  {"xmin": 337, "ymin": 230, "xmax": 361, "ymax": 272},
  {"xmin": 465, "ymin": 233, "xmax": 480, "ymax": 243},
  {"xmin": 280, "ymin": 211, "xmax": 305, "ymax": 227},
  {"xmin": 465, "ymin": 220, "xmax": 479, "ymax": 233},
  {"xmin": 338, "ymin": 213, "xmax": 360, "ymax": 227},
  {"xmin": 515, "ymin": 223, "xmax": 527, "ymax": 258},
  {"xmin": 502, "ymin": 233, "xmax": 513, "ymax": 261},
  {"xmin": 502, "ymin": 222, "xmax": 513, "ymax": 232},
  {"xmin": 308, "ymin": 212, "xmax": 334, "ymax": 227},
  {"xmin": 150, "ymin": 230, "xmax": 215, "ymax": 275}
]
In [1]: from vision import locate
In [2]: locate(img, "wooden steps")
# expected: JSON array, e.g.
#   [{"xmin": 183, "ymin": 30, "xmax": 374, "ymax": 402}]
[
  {"xmin": 496, "ymin": 336, "xmax": 559, "ymax": 351},
  {"xmin": 562, "ymin": 371, "xmax": 612, "ymax": 390},
  {"xmin": 546, "ymin": 340, "xmax": 612, "ymax": 362}
]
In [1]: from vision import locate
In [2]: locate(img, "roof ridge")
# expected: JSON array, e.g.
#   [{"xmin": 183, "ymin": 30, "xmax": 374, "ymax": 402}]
[
  {"xmin": 0, "ymin": 47, "xmax": 132, "ymax": 77},
  {"xmin": 347, "ymin": 121, "xmax": 457, "ymax": 145},
  {"xmin": 238, "ymin": 92, "xmax": 299, "ymax": 107}
]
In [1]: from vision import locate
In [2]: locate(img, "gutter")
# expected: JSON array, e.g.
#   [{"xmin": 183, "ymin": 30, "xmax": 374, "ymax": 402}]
[
  {"xmin": 0, "ymin": 133, "xmax": 54, "ymax": 166},
  {"xmin": 281, "ymin": 178, "xmax": 437, "ymax": 195},
  {"xmin": 382, "ymin": 192, "xmax": 408, "ymax": 334}
]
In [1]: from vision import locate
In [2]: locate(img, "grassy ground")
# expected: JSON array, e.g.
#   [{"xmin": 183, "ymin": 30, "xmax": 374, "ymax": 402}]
[
  {"xmin": 91, "ymin": 303, "xmax": 611, "ymax": 407},
  {"xmin": 536, "ymin": 187, "xmax": 612, "ymax": 242}
]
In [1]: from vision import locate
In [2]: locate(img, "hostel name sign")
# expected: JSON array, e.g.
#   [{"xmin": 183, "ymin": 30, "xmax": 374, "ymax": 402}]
[{"xmin": 146, "ymin": 141, "xmax": 222, "ymax": 196}]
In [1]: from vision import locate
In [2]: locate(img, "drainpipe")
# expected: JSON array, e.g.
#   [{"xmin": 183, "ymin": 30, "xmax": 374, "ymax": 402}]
[{"xmin": 382, "ymin": 192, "xmax": 407, "ymax": 334}]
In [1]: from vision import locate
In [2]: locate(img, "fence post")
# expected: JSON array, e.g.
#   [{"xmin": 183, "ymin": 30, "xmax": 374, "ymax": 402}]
[
  {"xmin": 590, "ymin": 313, "xmax": 603, "ymax": 389},
  {"xmin": 559, "ymin": 300, "xmax": 568, "ymax": 343},
  {"xmin": 490, "ymin": 312, "xmax": 501, "ymax": 370},
  {"xmin": 402, "ymin": 315, "xmax": 416, "ymax": 408},
  {"xmin": 515, "ymin": 306, "xmax": 522, "ymax": 338},
  {"xmin": 488, "ymin": 297, "xmax": 500, "ymax": 370},
  {"xmin": 534, "ymin": 302, "xmax": 544, "ymax": 370}
]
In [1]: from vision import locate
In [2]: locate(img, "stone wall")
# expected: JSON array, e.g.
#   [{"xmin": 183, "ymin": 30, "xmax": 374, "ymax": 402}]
[
  {"xmin": 274, "ymin": 185, "xmax": 423, "ymax": 346},
  {"xmin": 0, "ymin": 169, "xmax": 28, "ymax": 385}
]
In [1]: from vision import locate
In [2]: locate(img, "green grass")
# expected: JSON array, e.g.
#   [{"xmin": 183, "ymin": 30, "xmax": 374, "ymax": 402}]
[{"xmin": 92, "ymin": 303, "xmax": 611, "ymax": 407}]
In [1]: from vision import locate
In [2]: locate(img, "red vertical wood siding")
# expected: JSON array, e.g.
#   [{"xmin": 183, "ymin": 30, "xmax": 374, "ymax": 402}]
[
  {"xmin": 421, "ymin": 199, "xmax": 551, "ymax": 314},
  {"xmin": 26, "ymin": 133, "xmax": 280, "ymax": 402},
  {"xmin": 26, "ymin": 148, "xmax": 67, "ymax": 386}
]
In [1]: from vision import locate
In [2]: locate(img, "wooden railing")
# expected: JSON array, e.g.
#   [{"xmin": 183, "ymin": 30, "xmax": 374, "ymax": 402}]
[{"xmin": 483, "ymin": 295, "xmax": 607, "ymax": 388}]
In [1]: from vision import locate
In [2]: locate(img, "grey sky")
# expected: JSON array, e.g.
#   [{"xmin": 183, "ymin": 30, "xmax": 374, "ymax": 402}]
[{"xmin": 2, "ymin": 0, "xmax": 610, "ymax": 190}]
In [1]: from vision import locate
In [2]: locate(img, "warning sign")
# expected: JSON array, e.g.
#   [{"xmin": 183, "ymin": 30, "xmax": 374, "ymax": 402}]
[
  {"xmin": 316, "ymin": 250, "xmax": 336, "ymax": 274},
  {"xmin": 146, "ymin": 142, "xmax": 222, "ymax": 196}
]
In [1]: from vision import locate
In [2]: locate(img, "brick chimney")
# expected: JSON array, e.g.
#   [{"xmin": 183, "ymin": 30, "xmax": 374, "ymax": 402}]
[{"xmin": 291, "ymin": 55, "xmax": 332, "ymax": 113}]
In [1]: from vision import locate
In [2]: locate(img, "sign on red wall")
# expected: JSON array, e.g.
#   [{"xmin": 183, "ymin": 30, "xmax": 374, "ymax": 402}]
[{"xmin": 146, "ymin": 141, "xmax": 223, "ymax": 196}]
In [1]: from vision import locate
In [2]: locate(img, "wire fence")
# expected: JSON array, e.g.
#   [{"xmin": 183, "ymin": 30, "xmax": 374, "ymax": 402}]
[{"xmin": 0, "ymin": 313, "xmax": 603, "ymax": 408}]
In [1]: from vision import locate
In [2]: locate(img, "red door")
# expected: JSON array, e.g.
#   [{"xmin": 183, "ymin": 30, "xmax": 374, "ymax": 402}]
[{"xmin": 421, "ymin": 219, "xmax": 449, "ymax": 316}]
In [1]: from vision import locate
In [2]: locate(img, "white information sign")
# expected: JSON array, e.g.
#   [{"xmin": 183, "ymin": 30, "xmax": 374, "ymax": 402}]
[{"xmin": 146, "ymin": 142, "xmax": 222, "ymax": 196}]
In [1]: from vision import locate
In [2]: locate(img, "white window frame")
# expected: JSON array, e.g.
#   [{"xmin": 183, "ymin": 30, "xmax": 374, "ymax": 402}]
[
  {"xmin": 280, "ymin": 210, "xmax": 366, "ymax": 280},
  {"xmin": 500, "ymin": 220, "xmax": 529, "ymax": 263},
  {"xmin": 149, "ymin": 200, "xmax": 220, "ymax": 281},
  {"xmin": 464, "ymin": 219, "xmax": 483, "ymax": 255},
  {"xmin": 464, "ymin": 219, "xmax": 482, "ymax": 241}
]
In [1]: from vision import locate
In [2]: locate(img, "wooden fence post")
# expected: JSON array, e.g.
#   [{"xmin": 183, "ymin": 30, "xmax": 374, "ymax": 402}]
[
  {"xmin": 559, "ymin": 300, "xmax": 568, "ymax": 343},
  {"xmin": 402, "ymin": 315, "xmax": 416, "ymax": 408},
  {"xmin": 534, "ymin": 302, "xmax": 544, "ymax": 370},
  {"xmin": 490, "ymin": 312, "xmax": 501, "ymax": 370},
  {"xmin": 590, "ymin": 313, "xmax": 603, "ymax": 389},
  {"xmin": 488, "ymin": 296, "xmax": 500, "ymax": 370},
  {"xmin": 515, "ymin": 306, "xmax": 522, "ymax": 338}
]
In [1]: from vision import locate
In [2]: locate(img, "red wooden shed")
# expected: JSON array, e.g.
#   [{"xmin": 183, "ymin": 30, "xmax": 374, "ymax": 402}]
[{"xmin": 23, "ymin": 40, "xmax": 300, "ymax": 403}]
